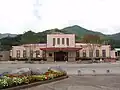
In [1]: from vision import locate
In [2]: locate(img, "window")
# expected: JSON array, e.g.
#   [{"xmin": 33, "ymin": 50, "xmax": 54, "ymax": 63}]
[
  {"xmin": 62, "ymin": 38, "xmax": 64, "ymax": 44},
  {"xmin": 23, "ymin": 50, "xmax": 26, "ymax": 58},
  {"xmin": 66, "ymin": 38, "xmax": 69, "ymax": 46},
  {"xmin": 102, "ymin": 50, "xmax": 106, "ymax": 57},
  {"xmin": 30, "ymin": 50, "xmax": 33, "ymax": 58},
  {"xmin": 83, "ymin": 50, "xmax": 86, "ymax": 57},
  {"xmin": 57, "ymin": 38, "xmax": 60, "ymax": 45},
  {"xmin": 53, "ymin": 38, "xmax": 55, "ymax": 46},
  {"xmin": 16, "ymin": 50, "xmax": 20, "ymax": 58},
  {"xmin": 89, "ymin": 50, "xmax": 93, "ymax": 57},
  {"xmin": 96, "ymin": 50, "xmax": 99, "ymax": 57},
  {"xmin": 115, "ymin": 52, "xmax": 117, "ymax": 56},
  {"xmin": 115, "ymin": 51, "xmax": 120, "ymax": 56},
  {"xmin": 49, "ymin": 53, "xmax": 52, "ymax": 57},
  {"xmin": 36, "ymin": 50, "xmax": 40, "ymax": 58},
  {"xmin": 118, "ymin": 51, "xmax": 120, "ymax": 56}
]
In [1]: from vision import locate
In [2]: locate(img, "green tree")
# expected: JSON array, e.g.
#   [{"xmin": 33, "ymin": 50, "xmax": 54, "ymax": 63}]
[{"xmin": 20, "ymin": 31, "xmax": 41, "ymax": 44}]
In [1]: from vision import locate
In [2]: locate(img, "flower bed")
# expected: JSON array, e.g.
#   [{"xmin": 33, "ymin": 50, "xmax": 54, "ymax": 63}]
[{"xmin": 0, "ymin": 67, "xmax": 68, "ymax": 90}]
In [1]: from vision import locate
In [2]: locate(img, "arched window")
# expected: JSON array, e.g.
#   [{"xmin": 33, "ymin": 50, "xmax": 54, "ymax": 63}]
[
  {"xmin": 83, "ymin": 50, "xmax": 86, "ymax": 57},
  {"xmin": 96, "ymin": 50, "xmax": 99, "ymax": 57},
  {"xmin": 30, "ymin": 50, "xmax": 33, "ymax": 58},
  {"xmin": 16, "ymin": 50, "xmax": 20, "ymax": 58},
  {"xmin": 89, "ymin": 50, "xmax": 93, "ymax": 57},
  {"xmin": 102, "ymin": 50, "xmax": 106, "ymax": 57},
  {"xmin": 23, "ymin": 50, "xmax": 26, "ymax": 58}
]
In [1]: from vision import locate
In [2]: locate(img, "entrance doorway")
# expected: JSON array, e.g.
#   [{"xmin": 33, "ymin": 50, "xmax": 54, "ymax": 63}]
[{"xmin": 54, "ymin": 51, "xmax": 68, "ymax": 61}]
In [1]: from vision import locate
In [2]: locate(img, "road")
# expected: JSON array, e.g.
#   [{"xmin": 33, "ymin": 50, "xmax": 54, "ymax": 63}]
[{"xmin": 0, "ymin": 62, "xmax": 120, "ymax": 75}]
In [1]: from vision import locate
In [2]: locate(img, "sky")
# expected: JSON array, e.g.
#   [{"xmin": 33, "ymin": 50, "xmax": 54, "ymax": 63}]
[{"xmin": 0, "ymin": 0, "xmax": 120, "ymax": 34}]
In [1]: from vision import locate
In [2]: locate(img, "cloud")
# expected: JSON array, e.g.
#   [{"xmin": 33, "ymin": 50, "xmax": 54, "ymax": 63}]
[{"xmin": 0, "ymin": 0, "xmax": 120, "ymax": 34}]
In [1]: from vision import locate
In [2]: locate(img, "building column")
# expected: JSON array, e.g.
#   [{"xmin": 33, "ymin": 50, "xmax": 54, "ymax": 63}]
[{"xmin": 68, "ymin": 51, "xmax": 76, "ymax": 62}]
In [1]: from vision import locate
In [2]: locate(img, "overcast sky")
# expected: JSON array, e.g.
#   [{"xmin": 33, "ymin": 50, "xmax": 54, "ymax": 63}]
[{"xmin": 0, "ymin": 0, "xmax": 120, "ymax": 34}]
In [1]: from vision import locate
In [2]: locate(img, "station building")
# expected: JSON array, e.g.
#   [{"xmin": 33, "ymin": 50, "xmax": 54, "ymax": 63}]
[{"xmin": 10, "ymin": 34, "xmax": 116, "ymax": 62}]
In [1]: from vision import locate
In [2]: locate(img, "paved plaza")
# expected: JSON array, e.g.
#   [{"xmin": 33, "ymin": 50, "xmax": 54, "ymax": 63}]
[
  {"xmin": 24, "ymin": 75, "xmax": 120, "ymax": 90},
  {"xmin": 1, "ymin": 62, "xmax": 120, "ymax": 90},
  {"xmin": 1, "ymin": 62, "xmax": 120, "ymax": 75}
]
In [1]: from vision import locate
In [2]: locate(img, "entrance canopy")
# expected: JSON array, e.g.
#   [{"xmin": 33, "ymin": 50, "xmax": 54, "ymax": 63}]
[{"xmin": 40, "ymin": 47, "xmax": 82, "ymax": 51}]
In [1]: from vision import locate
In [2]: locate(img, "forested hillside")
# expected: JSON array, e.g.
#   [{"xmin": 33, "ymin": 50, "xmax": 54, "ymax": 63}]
[{"xmin": 0, "ymin": 25, "xmax": 120, "ymax": 50}]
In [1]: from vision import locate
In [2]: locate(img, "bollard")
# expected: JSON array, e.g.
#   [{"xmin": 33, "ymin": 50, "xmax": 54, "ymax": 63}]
[
  {"xmin": 78, "ymin": 70, "xmax": 81, "ymax": 76},
  {"xmin": 41, "ymin": 60, "xmax": 44, "ymax": 64},
  {"xmin": 106, "ymin": 70, "xmax": 110, "ymax": 74},
  {"xmin": 48, "ymin": 67, "xmax": 50, "ymax": 70},
  {"xmin": 92, "ymin": 70, "xmax": 96, "ymax": 76}
]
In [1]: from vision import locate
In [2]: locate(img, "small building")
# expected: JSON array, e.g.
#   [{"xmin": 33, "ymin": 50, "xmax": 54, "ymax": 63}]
[
  {"xmin": 79, "ymin": 44, "xmax": 112, "ymax": 58},
  {"xmin": 0, "ymin": 51, "xmax": 10, "ymax": 61},
  {"xmin": 10, "ymin": 44, "xmax": 46, "ymax": 61},
  {"xmin": 114, "ymin": 48, "xmax": 120, "ymax": 60}
]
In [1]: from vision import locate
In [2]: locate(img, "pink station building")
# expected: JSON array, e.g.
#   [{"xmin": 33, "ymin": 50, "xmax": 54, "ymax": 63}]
[{"xmin": 10, "ymin": 34, "xmax": 116, "ymax": 62}]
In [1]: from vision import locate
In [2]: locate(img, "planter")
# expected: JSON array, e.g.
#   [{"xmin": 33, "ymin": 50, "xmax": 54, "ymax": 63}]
[
  {"xmin": 0, "ymin": 67, "xmax": 68, "ymax": 90},
  {"xmin": 2, "ymin": 75, "xmax": 68, "ymax": 90}
]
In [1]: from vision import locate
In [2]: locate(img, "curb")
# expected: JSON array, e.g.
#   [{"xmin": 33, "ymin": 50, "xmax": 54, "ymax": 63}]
[{"xmin": 76, "ymin": 74, "xmax": 120, "ymax": 76}]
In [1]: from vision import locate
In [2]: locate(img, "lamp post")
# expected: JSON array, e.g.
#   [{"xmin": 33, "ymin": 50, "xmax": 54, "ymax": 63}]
[
  {"xmin": 24, "ymin": 44, "xmax": 32, "ymax": 62},
  {"xmin": 28, "ymin": 44, "xmax": 32, "ymax": 62}
]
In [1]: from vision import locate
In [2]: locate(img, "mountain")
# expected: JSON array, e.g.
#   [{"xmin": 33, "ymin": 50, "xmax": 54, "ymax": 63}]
[
  {"xmin": 62, "ymin": 25, "xmax": 106, "ymax": 40},
  {"xmin": 62, "ymin": 25, "xmax": 104, "ymax": 36},
  {"xmin": 61, "ymin": 25, "xmax": 120, "ymax": 41},
  {"xmin": 0, "ymin": 25, "xmax": 120, "ymax": 50},
  {"xmin": 0, "ymin": 33, "xmax": 17, "ymax": 39},
  {"xmin": 107, "ymin": 33, "xmax": 120, "ymax": 40}
]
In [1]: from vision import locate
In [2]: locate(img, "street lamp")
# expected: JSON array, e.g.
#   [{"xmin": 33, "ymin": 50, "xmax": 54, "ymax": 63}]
[
  {"xmin": 24, "ymin": 44, "xmax": 33, "ymax": 63},
  {"xmin": 28, "ymin": 44, "xmax": 32, "ymax": 62}
]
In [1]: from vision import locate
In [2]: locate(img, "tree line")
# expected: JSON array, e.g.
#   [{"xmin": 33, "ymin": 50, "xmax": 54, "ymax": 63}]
[{"xmin": 0, "ymin": 31, "xmax": 119, "ymax": 51}]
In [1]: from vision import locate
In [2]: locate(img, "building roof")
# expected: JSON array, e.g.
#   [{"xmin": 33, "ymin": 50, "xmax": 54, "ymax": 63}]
[
  {"xmin": 40, "ymin": 47, "xmax": 82, "ymax": 51},
  {"xmin": 115, "ymin": 48, "xmax": 120, "ymax": 51},
  {"xmin": 47, "ymin": 34, "xmax": 75, "ymax": 36}
]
